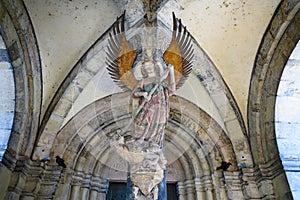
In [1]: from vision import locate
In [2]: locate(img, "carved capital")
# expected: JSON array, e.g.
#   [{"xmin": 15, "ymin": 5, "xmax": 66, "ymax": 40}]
[
  {"xmin": 4, "ymin": 158, "xmax": 43, "ymax": 199},
  {"xmin": 258, "ymin": 158, "xmax": 284, "ymax": 179},
  {"xmin": 91, "ymin": 176, "xmax": 109, "ymax": 193},
  {"xmin": 37, "ymin": 165, "xmax": 61, "ymax": 198}
]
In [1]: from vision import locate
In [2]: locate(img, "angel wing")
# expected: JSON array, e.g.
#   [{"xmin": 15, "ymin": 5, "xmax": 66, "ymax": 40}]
[
  {"xmin": 163, "ymin": 12, "xmax": 194, "ymax": 88},
  {"xmin": 106, "ymin": 11, "xmax": 137, "ymax": 90}
]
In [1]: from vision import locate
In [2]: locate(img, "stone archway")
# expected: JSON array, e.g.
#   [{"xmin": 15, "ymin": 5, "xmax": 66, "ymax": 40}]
[
  {"xmin": 0, "ymin": 1, "xmax": 42, "ymax": 199},
  {"xmin": 0, "ymin": 0, "xmax": 42, "ymax": 166},
  {"xmin": 248, "ymin": 0, "xmax": 300, "ymax": 199},
  {"xmin": 33, "ymin": 9, "xmax": 251, "ymax": 170},
  {"xmin": 46, "ymin": 93, "xmax": 238, "ymax": 199}
]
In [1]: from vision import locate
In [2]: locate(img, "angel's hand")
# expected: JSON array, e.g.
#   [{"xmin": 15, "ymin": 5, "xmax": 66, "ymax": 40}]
[
  {"xmin": 168, "ymin": 64, "xmax": 175, "ymax": 85},
  {"xmin": 138, "ymin": 92, "xmax": 149, "ymax": 100},
  {"xmin": 161, "ymin": 68, "xmax": 170, "ymax": 80},
  {"xmin": 133, "ymin": 91, "xmax": 147, "ymax": 98},
  {"xmin": 168, "ymin": 64, "xmax": 174, "ymax": 72},
  {"xmin": 143, "ymin": 92, "xmax": 151, "ymax": 101}
]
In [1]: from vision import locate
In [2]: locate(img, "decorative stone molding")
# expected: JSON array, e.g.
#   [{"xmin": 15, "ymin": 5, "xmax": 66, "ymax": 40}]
[
  {"xmin": 41, "ymin": 92, "xmax": 239, "ymax": 199},
  {"xmin": 177, "ymin": 181, "xmax": 186, "ymax": 200},
  {"xmin": 223, "ymin": 171, "xmax": 244, "ymax": 200},
  {"xmin": 91, "ymin": 176, "xmax": 109, "ymax": 193},
  {"xmin": 37, "ymin": 165, "xmax": 62, "ymax": 199},
  {"xmin": 1, "ymin": 149, "xmax": 18, "ymax": 171},
  {"xmin": 258, "ymin": 158, "xmax": 285, "ymax": 179},
  {"xmin": 3, "ymin": 158, "xmax": 44, "ymax": 199},
  {"xmin": 68, "ymin": 171, "xmax": 109, "ymax": 200},
  {"xmin": 249, "ymin": 0, "xmax": 300, "ymax": 165}
]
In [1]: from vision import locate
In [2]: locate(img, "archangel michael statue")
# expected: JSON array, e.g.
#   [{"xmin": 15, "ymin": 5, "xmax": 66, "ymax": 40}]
[{"xmin": 106, "ymin": 11, "xmax": 194, "ymax": 200}]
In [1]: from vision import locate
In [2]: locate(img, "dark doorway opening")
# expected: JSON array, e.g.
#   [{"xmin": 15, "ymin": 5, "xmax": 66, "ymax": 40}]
[{"xmin": 106, "ymin": 182, "xmax": 178, "ymax": 200}]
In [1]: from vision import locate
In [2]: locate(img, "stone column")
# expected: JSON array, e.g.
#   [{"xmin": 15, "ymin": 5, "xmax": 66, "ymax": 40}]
[
  {"xmin": 213, "ymin": 171, "xmax": 228, "ymax": 200},
  {"xmin": 70, "ymin": 171, "xmax": 84, "ymax": 200},
  {"xmin": 53, "ymin": 169, "xmax": 73, "ymax": 200},
  {"xmin": 223, "ymin": 171, "xmax": 244, "ymax": 200},
  {"xmin": 38, "ymin": 165, "xmax": 62, "ymax": 199},
  {"xmin": 202, "ymin": 175, "xmax": 214, "ymax": 200},
  {"xmin": 0, "ymin": 162, "xmax": 13, "ymax": 200},
  {"xmin": 89, "ymin": 190, "xmax": 98, "ymax": 199},
  {"xmin": 177, "ymin": 182, "xmax": 186, "ymax": 200},
  {"xmin": 20, "ymin": 160, "xmax": 43, "ymax": 200},
  {"xmin": 185, "ymin": 179, "xmax": 195, "ymax": 200},
  {"xmin": 70, "ymin": 185, "xmax": 80, "ymax": 200},
  {"xmin": 4, "ymin": 171, "xmax": 25, "ymax": 200},
  {"xmin": 90, "ymin": 176, "xmax": 102, "ymax": 199},
  {"xmin": 241, "ymin": 166, "xmax": 261, "ymax": 199},
  {"xmin": 3, "ymin": 158, "xmax": 47, "ymax": 200},
  {"xmin": 97, "ymin": 179, "xmax": 109, "ymax": 199},
  {"xmin": 194, "ymin": 178, "xmax": 205, "ymax": 200},
  {"xmin": 90, "ymin": 176, "xmax": 109, "ymax": 200},
  {"xmin": 2, "ymin": 154, "xmax": 25, "ymax": 200},
  {"xmin": 80, "ymin": 174, "xmax": 92, "ymax": 200},
  {"xmin": 219, "ymin": 175, "xmax": 228, "ymax": 200}
]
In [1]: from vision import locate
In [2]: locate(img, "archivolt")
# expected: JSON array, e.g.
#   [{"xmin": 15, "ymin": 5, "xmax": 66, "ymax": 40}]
[
  {"xmin": 51, "ymin": 93, "xmax": 237, "ymax": 198},
  {"xmin": 249, "ymin": 0, "xmax": 300, "ymax": 167},
  {"xmin": 248, "ymin": 0, "xmax": 300, "ymax": 198},
  {"xmin": 0, "ymin": 0, "xmax": 42, "ymax": 164}
]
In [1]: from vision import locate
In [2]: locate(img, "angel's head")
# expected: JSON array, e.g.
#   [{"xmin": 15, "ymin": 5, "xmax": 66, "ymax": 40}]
[
  {"xmin": 141, "ymin": 60, "xmax": 160, "ymax": 78},
  {"xmin": 141, "ymin": 59, "xmax": 164, "ymax": 78}
]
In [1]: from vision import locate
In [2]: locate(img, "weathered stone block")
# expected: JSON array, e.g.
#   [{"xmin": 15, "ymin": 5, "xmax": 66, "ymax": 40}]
[
  {"xmin": 74, "ymin": 69, "xmax": 93, "ymax": 89},
  {"xmin": 0, "ymin": 163, "xmax": 12, "ymax": 199},
  {"xmin": 85, "ymin": 52, "xmax": 106, "ymax": 75},
  {"xmin": 54, "ymin": 98, "xmax": 73, "ymax": 117},
  {"xmin": 44, "ymin": 114, "xmax": 64, "ymax": 133},
  {"xmin": 260, "ymin": 31, "xmax": 274, "ymax": 60},
  {"xmin": 77, "ymin": 124, "xmax": 94, "ymax": 140}
]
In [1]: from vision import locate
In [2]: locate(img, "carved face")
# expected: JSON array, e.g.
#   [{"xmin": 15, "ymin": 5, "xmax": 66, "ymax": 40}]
[{"xmin": 142, "ymin": 61, "xmax": 157, "ymax": 78}]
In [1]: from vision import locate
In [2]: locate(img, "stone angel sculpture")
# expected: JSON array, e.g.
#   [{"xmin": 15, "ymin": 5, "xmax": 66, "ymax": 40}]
[{"xmin": 106, "ymin": 11, "xmax": 194, "ymax": 199}]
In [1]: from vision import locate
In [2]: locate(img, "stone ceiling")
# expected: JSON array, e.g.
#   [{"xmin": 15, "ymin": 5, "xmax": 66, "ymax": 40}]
[
  {"xmin": 0, "ymin": 0, "xmax": 299, "ymax": 199},
  {"xmin": 23, "ymin": 0, "xmax": 280, "ymax": 124}
]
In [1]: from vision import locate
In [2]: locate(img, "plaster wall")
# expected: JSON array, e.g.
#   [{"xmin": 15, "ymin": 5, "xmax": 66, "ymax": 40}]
[
  {"xmin": 180, "ymin": 0, "xmax": 280, "ymax": 124},
  {"xmin": 23, "ymin": 0, "xmax": 281, "ymax": 125},
  {"xmin": 23, "ymin": 0, "xmax": 121, "ymax": 118}
]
